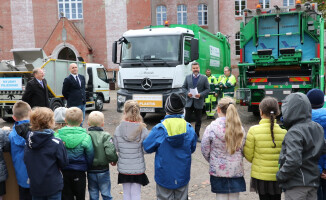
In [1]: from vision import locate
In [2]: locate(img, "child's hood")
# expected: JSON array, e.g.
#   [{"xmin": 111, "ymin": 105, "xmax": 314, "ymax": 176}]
[
  {"xmin": 119, "ymin": 121, "xmax": 142, "ymax": 142},
  {"xmin": 27, "ymin": 129, "xmax": 55, "ymax": 149},
  {"xmin": 57, "ymin": 126, "xmax": 87, "ymax": 148},
  {"xmin": 15, "ymin": 122, "xmax": 30, "ymax": 140},
  {"xmin": 282, "ymin": 92, "xmax": 312, "ymax": 129}
]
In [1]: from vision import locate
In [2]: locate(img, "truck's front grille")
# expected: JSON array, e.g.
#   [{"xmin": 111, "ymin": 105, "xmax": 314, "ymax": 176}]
[{"xmin": 124, "ymin": 79, "xmax": 173, "ymax": 91}]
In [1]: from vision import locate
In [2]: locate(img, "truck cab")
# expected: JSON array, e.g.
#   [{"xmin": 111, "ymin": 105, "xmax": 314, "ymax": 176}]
[{"xmin": 113, "ymin": 26, "xmax": 199, "ymax": 114}]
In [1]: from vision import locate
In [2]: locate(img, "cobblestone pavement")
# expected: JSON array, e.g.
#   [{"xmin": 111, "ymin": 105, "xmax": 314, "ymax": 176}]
[{"xmin": 0, "ymin": 90, "xmax": 284, "ymax": 200}]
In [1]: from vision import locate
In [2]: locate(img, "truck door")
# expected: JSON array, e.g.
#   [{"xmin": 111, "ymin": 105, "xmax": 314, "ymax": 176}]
[{"xmin": 93, "ymin": 66, "xmax": 110, "ymax": 102}]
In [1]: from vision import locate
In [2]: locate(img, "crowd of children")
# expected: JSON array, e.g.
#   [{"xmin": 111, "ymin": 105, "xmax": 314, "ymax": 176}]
[{"xmin": 1, "ymin": 89, "xmax": 326, "ymax": 200}]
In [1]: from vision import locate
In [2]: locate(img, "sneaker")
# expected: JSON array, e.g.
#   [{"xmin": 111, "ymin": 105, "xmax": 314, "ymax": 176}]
[{"xmin": 197, "ymin": 138, "xmax": 201, "ymax": 143}]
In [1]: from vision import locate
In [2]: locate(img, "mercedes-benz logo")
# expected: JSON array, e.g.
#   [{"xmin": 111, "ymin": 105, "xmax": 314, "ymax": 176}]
[{"xmin": 141, "ymin": 78, "xmax": 152, "ymax": 90}]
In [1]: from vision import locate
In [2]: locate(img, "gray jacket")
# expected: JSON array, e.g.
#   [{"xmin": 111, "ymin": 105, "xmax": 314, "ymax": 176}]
[
  {"xmin": 182, "ymin": 74, "xmax": 210, "ymax": 109},
  {"xmin": 276, "ymin": 93, "xmax": 324, "ymax": 189},
  {"xmin": 0, "ymin": 129, "xmax": 9, "ymax": 182},
  {"xmin": 113, "ymin": 121, "xmax": 148, "ymax": 174}
]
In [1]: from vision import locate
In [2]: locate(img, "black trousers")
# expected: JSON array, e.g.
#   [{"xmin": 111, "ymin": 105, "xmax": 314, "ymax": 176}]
[
  {"xmin": 62, "ymin": 170, "xmax": 86, "ymax": 200},
  {"xmin": 259, "ymin": 194, "xmax": 281, "ymax": 200},
  {"xmin": 19, "ymin": 186, "xmax": 32, "ymax": 200},
  {"xmin": 185, "ymin": 104, "xmax": 203, "ymax": 138}
]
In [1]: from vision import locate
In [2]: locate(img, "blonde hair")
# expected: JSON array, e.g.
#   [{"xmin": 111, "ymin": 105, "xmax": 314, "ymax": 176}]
[
  {"xmin": 218, "ymin": 97, "xmax": 244, "ymax": 155},
  {"xmin": 123, "ymin": 100, "xmax": 146, "ymax": 130},
  {"xmin": 88, "ymin": 111, "xmax": 104, "ymax": 127},
  {"xmin": 30, "ymin": 107, "xmax": 54, "ymax": 131},
  {"xmin": 12, "ymin": 101, "xmax": 31, "ymax": 120},
  {"xmin": 65, "ymin": 107, "xmax": 83, "ymax": 126}
]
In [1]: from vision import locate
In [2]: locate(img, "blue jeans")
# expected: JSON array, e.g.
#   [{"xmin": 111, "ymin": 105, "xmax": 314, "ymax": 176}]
[
  {"xmin": 76, "ymin": 104, "xmax": 86, "ymax": 127},
  {"xmin": 88, "ymin": 170, "xmax": 113, "ymax": 200},
  {"xmin": 32, "ymin": 191, "xmax": 61, "ymax": 200}
]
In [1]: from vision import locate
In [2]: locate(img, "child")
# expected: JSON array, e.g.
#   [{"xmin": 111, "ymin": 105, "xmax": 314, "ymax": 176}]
[
  {"xmin": 114, "ymin": 100, "xmax": 149, "ymax": 200},
  {"xmin": 56, "ymin": 107, "xmax": 94, "ymax": 200},
  {"xmin": 54, "ymin": 107, "xmax": 67, "ymax": 132},
  {"xmin": 201, "ymin": 97, "xmax": 246, "ymax": 200},
  {"xmin": 0, "ymin": 128, "xmax": 10, "ymax": 200},
  {"xmin": 277, "ymin": 92, "xmax": 324, "ymax": 199},
  {"xmin": 9, "ymin": 101, "xmax": 32, "ymax": 200},
  {"xmin": 244, "ymin": 97, "xmax": 286, "ymax": 200},
  {"xmin": 23, "ymin": 107, "xmax": 68, "ymax": 199},
  {"xmin": 143, "ymin": 93, "xmax": 197, "ymax": 200},
  {"xmin": 87, "ymin": 111, "xmax": 118, "ymax": 200},
  {"xmin": 306, "ymin": 89, "xmax": 326, "ymax": 200}
]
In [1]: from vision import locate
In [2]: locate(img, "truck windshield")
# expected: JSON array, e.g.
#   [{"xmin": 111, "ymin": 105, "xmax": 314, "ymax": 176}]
[{"xmin": 121, "ymin": 36, "xmax": 180, "ymax": 62}]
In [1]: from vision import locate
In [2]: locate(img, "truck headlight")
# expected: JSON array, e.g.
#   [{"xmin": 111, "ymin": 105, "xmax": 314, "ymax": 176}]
[{"xmin": 117, "ymin": 95, "xmax": 126, "ymax": 103}]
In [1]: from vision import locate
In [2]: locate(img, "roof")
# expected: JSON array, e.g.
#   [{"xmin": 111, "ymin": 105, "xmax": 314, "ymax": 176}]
[{"xmin": 123, "ymin": 27, "xmax": 194, "ymax": 37}]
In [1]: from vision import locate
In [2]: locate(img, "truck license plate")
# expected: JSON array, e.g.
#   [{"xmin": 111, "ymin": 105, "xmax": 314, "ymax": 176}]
[
  {"xmin": 133, "ymin": 94, "xmax": 163, "ymax": 108},
  {"xmin": 140, "ymin": 107, "xmax": 155, "ymax": 112}
]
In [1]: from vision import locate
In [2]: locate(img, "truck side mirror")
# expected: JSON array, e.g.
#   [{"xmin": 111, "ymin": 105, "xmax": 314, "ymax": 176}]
[
  {"xmin": 190, "ymin": 38, "xmax": 199, "ymax": 61},
  {"xmin": 112, "ymin": 41, "xmax": 118, "ymax": 64}
]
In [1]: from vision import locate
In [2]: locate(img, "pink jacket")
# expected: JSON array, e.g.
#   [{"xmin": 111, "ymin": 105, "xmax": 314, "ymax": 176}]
[{"xmin": 201, "ymin": 117, "xmax": 246, "ymax": 178}]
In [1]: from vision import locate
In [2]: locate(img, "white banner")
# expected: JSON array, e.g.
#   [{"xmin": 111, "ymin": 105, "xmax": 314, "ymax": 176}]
[
  {"xmin": 210, "ymin": 46, "xmax": 220, "ymax": 57},
  {"xmin": 0, "ymin": 77, "xmax": 22, "ymax": 90}
]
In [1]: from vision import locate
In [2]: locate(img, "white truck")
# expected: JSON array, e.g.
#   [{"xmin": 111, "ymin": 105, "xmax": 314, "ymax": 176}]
[
  {"xmin": 112, "ymin": 24, "xmax": 230, "ymax": 116},
  {"xmin": 0, "ymin": 48, "xmax": 110, "ymax": 122}
]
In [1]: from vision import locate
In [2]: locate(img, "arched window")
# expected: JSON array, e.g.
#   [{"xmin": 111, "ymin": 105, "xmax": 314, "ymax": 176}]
[
  {"xmin": 177, "ymin": 5, "xmax": 187, "ymax": 25},
  {"xmin": 198, "ymin": 4, "xmax": 208, "ymax": 25},
  {"xmin": 235, "ymin": 32, "xmax": 240, "ymax": 56},
  {"xmin": 58, "ymin": 47, "xmax": 77, "ymax": 61},
  {"xmin": 156, "ymin": 5, "xmax": 167, "ymax": 25}
]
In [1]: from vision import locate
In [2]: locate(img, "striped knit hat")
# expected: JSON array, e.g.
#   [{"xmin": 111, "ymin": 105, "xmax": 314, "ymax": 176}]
[{"xmin": 165, "ymin": 93, "xmax": 185, "ymax": 115}]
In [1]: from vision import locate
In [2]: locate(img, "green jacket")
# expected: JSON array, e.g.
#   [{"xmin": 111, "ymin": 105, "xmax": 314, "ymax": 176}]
[
  {"xmin": 244, "ymin": 119, "xmax": 286, "ymax": 181},
  {"xmin": 57, "ymin": 126, "xmax": 94, "ymax": 171},
  {"xmin": 87, "ymin": 126, "xmax": 118, "ymax": 172}
]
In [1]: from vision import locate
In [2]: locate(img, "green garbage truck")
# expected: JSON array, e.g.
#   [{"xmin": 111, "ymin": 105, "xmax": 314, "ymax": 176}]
[
  {"xmin": 112, "ymin": 23, "xmax": 230, "ymax": 115},
  {"xmin": 237, "ymin": 2, "xmax": 324, "ymax": 114}
]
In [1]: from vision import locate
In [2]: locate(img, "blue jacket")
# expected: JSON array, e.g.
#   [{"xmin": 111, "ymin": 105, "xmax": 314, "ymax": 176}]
[
  {"xmin": 143, "ymin": 114, "xmax": 197, "ymax": 189},
  {"xmin": 9, "ymin": 120, "xmax": 30, "ymax": 188},
  {"xmin": 24, "ymin": 129, "xmax": 68, "ymax": 197},
  {"xmin": 56, "ymin": 127, "xmax": 94, "ymax": 171},
  {"xmin": 311, "ymin": 108, "xmax": 326, "ymax": 173}
]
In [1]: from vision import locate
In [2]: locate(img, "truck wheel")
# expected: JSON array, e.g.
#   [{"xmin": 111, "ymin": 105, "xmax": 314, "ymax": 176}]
[
  {"xmin": 50, "ymin": 101, "xmax": 63, "ymax": 111},
  {"xmin": 2, "ymin": 117, "xmax": 14, "ymax": 123},
  {"xmin": 95, "ymin": 96, "xmax": 104, "ymax": 111}
]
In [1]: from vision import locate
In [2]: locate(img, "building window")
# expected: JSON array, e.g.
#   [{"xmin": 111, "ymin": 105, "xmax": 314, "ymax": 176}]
[
  {"xmin": 235, "ymin": 0, "xmax": 246, "ymax": 16},
  {"xmin": 235, "ymin": 32, "xmax": 240, "ymax": 56},
  {"xmin": 177, "ymin": 5, "xmax": 187, "ymax": 25},
  {"xmin": 259, "ymin": 0, "xmax": 270, "ymax": 8},
  {"xmin": 156, "ymin": 5, "xmax": 167, "ymax": 25},
  {"xmin": 198, "ymin": 4, "xmax": 208, "ymax": 25},
  {"xmin": 283, "ymin": 0, "xmax": 295, "ymax": 6},
  {"xmin": 58, "ymin": 0, "xmax": 83, "ymax": 19}
]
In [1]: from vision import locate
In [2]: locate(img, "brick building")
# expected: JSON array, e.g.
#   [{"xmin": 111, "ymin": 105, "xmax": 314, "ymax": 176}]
[{"xmin": 0, "ymin": 0, "xmax": 151, "ymax": 71}]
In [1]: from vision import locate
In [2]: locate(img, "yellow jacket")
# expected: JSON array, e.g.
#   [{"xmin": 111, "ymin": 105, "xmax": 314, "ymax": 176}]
[{"xmin": 244, "ymin": 119, "xmax": 286, "ymax": 181}]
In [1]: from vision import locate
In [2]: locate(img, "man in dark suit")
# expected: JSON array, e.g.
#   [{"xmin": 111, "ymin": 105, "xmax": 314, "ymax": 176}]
[
  {"xmin": 182, "ymin": 62, "xmax": 210, "ymax": 142},
  {"xmin": 62, "ymin": 63, "xmax": 86, "ymax": 126},
  {"xmin": 22, "ymin": 68, "xmax": 49, "ymax": 108}
]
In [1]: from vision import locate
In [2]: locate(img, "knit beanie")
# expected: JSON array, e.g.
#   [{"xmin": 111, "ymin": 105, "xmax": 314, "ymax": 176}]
[
  {"xmin": 306, "ymin": 89, "xmax": 325, "ymax": 109},
  {"xmin": 165, "ymin": 93, "xmax": 185, "ymax": 115},
  {"xmin": 54, "ymin": 107, "xmax": 67, "ymax": 123}
]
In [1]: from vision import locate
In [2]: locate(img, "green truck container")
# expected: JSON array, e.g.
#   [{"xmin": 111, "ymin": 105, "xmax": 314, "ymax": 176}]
[{"xmin": 237, "ymin": 2, "xmax": 324, "ymax": 114}]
